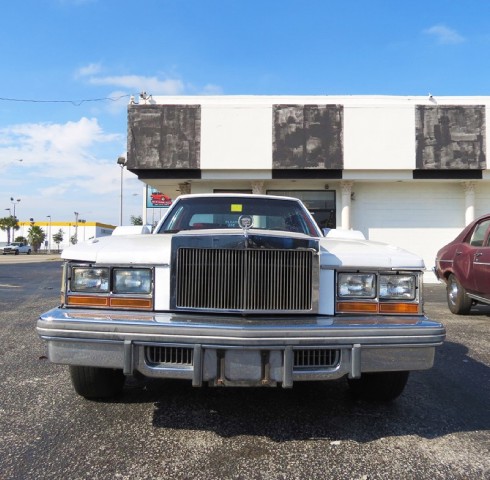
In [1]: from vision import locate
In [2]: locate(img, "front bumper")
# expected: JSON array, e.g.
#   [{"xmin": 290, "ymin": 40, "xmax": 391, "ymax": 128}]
[{"xmin": 37, "ymin": 307, "xmax": 446, "ymax": 387}]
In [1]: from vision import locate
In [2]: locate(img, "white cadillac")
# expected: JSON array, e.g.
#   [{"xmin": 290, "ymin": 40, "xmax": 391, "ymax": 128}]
[{"xmin": 37, "ymin": 194, "xmax": 445, "ymax": 401}]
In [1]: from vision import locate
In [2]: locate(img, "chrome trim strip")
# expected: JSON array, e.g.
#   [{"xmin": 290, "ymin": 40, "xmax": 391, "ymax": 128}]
[
  {"xmin": 192, "ymin": 344, "xmax": 203, "ymax": 387},
  {"xmin": 467, "ymin": 293, "xmax": 490, "ymax": 305},
  {"xmin": 123, "ymin": 340, "xmax": 133, "ymax": 375},
  {"xmin": 283, "ymin": 346, "xmax": 293, "ymax": 388},
  {"xmin": 351, "ymin": 344, "xmax": 361, "ymax": 379},
  {"xmin": 38, "ymin": 307, "xmax": 445, "ymax": 347}
]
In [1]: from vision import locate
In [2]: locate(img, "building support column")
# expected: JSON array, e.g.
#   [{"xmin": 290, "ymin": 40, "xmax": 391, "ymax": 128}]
[
  {"xmin": 340, "ymin": 181, "xmax": 353, "ymax": 230},
  {"xmin": 463, "ymin": 181, "xmax": 476, "ymax": 225},
  {"xmin": 178, "ymin": 182, "xmax": 192, "ymax": 195},
  {"xmin": 251, "ymin": 181, "xmax": 265, "ymax": 195}
]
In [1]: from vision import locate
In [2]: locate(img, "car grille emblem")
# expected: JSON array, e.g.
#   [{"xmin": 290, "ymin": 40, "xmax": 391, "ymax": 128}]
[{"xmin": 238, "ymin": 215, "xmax": 253, "ymax": 239}]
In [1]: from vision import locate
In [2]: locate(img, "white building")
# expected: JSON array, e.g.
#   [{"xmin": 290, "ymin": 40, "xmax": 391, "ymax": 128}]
[
  {"xmin": 127, "ymin": 95, "xmax": 490, "ymax": 281},
  {"xmin": 2, "ymin": 221, "xmax": 115, "ymax": 252}
]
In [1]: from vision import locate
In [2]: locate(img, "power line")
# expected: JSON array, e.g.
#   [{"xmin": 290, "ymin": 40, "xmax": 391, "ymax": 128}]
[{"xmin": 0, "ymin": 94, "xmax": 131, "ymax": 107}]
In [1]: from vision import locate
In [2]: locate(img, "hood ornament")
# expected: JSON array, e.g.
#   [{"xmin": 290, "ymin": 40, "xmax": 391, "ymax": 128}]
[{"xmin": 238, "ymin": 215, "xmax": 253, "ymax": 239}]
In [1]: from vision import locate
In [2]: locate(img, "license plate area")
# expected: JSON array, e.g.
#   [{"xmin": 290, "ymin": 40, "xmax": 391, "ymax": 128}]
[{"xmin": 208, "ymin": 349, "xmax": 283, "ymax": 386}]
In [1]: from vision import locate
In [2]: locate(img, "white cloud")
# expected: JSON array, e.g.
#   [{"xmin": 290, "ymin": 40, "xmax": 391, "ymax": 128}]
[
  {"xmin": 75, "ymin": 65, "xmax": 224, "ymax": 96},
  {"xmin": 201, "ymin": 84, "xmax": 224, "ymax": 95},
  {"xmin": 4, "ymin": 117, "xmax": 119, "ymax": 158},
  {"xmin": 0, "ymin": 118, "xmax": 136, "ymax": 225},
  {"xmin": 75, "ymin": 63, "xmax": 103, "ymax": 78},
  {"xmin": 87, "ymin": 74, "xmax": 185, "ymax": 95},
  {"xmin": 424, "ymin": 25, "xmax": 465, "ymax": 45}
]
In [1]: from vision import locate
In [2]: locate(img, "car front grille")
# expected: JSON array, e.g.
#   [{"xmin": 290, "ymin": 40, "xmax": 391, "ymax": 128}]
[{"xmin": 175, "ymin": 247, "xmax": 314, "ymax": 312}]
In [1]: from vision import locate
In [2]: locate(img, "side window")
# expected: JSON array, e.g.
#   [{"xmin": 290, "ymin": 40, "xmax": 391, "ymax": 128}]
[{"xmin": 469, "ymin": 220, "xmax": 490, "ymax": 247}]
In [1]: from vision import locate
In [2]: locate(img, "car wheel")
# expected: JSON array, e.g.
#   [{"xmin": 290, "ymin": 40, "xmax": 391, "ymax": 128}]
[
  {"xmin": 69, "ymin": 366, "xmax": 125, "ymax": 399},
  {"xmin": 14, "ymin": 250, "xmax": 19, "ymax": 255},
  {"xmin": 347, "ymin": 371, "xmax": 409, "ymax": 402},
  {"xmin": 446, "ymin": 274, "xmax": 472, "ymax": 315},
  {"xmin": 27, "ymin": 250, "xmax": 31, "ymax": 254}
]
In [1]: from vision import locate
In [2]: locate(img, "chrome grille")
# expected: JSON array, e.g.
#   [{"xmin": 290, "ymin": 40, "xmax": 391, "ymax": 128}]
[
  {"xmin": 145, "ymin": 346, "xmax": 194, "ymax": 366},
  {"xmin": 294, "ymin": 349, "xmax": 340, "ymax": 369},
  {"xmin": 175, "ymin": 248, "xmax": 314, "ymax": 312}
]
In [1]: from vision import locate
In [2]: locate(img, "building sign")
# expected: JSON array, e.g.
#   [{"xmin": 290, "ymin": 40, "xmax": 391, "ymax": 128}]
[{"xmin": 146, "ymin": 186, "xmax": 172, "ymax": 208}]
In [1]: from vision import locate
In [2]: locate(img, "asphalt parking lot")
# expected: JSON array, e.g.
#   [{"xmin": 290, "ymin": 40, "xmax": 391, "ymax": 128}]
[{"xmin": 0, "ymin": 257, "xmax": 488, "ymax": 480}]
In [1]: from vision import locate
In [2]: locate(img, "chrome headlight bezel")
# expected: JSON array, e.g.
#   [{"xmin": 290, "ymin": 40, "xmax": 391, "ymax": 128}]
[
  {"xmin": 68, "ymin": 265, "xmax": 153, "ymax": 296},
  {"xmin": 336, "ymin": 271, "xmax": 421, "ymax": 315}
]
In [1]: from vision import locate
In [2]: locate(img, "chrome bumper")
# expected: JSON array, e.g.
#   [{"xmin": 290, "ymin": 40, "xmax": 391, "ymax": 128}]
[{"xmin": 37, "ymin": 307, "xmax": 446, "ymax": 387}]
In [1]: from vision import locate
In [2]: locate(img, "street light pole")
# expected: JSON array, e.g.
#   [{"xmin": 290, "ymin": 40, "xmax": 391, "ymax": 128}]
[
  {"xmin": 74, "ymin": 212, "xmax": 79, "ymax": 244},
  {"xmin": 10, "ymin": 197, "xmax": 20, "ymax": 217},
  {"xmin": 5, "ymin": 208, "xmax": 12, "ymax": 243},
  {"xmin": 117, "ymin": 156, "xmax": 127, "ymax": 226},
  {"xmin": 10, "ymin": 197, "xmax": 21, "ymax": 219},
  {"xmin": 47, "ymin": 215, "xmax": 51, "ymax": 253}
]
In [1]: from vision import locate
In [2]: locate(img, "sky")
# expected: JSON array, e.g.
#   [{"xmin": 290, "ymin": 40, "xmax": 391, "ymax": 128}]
[{"xmin": 1, "ymin": 0, "xmax": 489, "ymax": 227}]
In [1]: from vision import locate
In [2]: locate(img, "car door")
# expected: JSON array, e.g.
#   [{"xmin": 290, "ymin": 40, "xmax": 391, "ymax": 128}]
[
  {"xmin": 470, "ymin": 220, "xmax": 490, "ymax": 300},
  {"xmin": 451, "ymin": 219, "xmax": 488, "ymax": 294}
]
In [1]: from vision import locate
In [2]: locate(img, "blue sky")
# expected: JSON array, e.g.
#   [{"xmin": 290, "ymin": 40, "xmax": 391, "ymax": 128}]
[{"xmin": 1, "ymin": 0, "xmax": 489, "ymax": 226}]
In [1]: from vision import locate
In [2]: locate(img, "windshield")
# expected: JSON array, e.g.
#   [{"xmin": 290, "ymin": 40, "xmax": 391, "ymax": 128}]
[{"xmin": 156, "ymin": 196, "xmax": 319, "ymax": 237}]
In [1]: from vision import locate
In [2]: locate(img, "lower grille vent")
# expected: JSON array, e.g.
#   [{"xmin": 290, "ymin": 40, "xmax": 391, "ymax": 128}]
[
  {"xmin": 294, "ymin": 349, "xmax": 340, "ymax": 369},
  {"xmin": 145, "ymin": 346, "xmax": 194, "ymax": 366}
]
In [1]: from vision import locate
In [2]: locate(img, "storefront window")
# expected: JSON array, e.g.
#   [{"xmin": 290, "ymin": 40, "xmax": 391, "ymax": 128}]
[{"xmin": 267, "ymin": 190, "xmax": 336, "ymax": 229}]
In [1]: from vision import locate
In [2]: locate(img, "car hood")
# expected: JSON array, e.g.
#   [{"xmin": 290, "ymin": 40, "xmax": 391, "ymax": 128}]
[
  {"xmin": 62, "ymin": 234, "xmax": 174, "ymax": 265},
  {"xmin": 319, "ymin": 237, "xmax": 425, "ymax": 269},
  {"xmin": 62, "ymin": 230, "xmax": 425, "ymax": 269}
]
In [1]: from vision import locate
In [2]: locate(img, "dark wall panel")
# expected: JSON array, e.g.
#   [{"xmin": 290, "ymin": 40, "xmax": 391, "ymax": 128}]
[
  {"xmin": 416, "ymin": 105, "xmax": 486, "ymax": 169},
  {"xmin": 273, "ymin": 105, "xmax": 343, "ymax": 169},
  {"xmin": 127, "ymin": 105, "xmax": 201, "ymax": 170}
]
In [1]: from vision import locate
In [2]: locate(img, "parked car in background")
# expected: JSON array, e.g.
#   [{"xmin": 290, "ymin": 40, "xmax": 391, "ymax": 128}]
[
  {"xmin": 435, "ymin": 214, "xmax": 490, "ymax": 314},
  {"xmin": 38, "ymin": 194, "xmax": 445, "ymax": 402},
  {"xmin": 1, "ymin": 242, "xmax": 32, "ymax": 255}
]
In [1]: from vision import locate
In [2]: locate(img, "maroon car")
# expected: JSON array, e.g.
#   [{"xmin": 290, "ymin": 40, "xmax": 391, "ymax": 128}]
[{"xmin": 435, "ymin": 214, "xmax": 490, "ymax": 314}]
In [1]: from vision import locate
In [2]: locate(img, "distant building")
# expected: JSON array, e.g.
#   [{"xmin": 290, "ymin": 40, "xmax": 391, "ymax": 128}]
[{"xmin": 0, "ymin": 221, "xmax": 115, "ymax": 252}]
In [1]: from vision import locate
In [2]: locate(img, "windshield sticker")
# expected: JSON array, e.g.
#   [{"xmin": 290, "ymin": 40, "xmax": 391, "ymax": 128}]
[{"xmin": 230, "ymin": 204, "xmax": 243, "ymax": 212}]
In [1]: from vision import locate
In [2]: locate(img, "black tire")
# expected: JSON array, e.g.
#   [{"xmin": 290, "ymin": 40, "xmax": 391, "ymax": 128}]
[
  {"xmin": 347, "ymin": 371, "xmax": 409, "ymax": 402},
  {"xmin": 14, "ymin": 250, "xmax": 19, "ymax": 255},
  {"xmin": 27, "ymin": 250, "xmax": 31, "ymax": 254},
  {"xmin": 446, "ymin": 273, "xmax": 472, "ymax": 315},
  {"xmin": 69, "ymin": 366, "xmax": 125, "ymax": 399}
]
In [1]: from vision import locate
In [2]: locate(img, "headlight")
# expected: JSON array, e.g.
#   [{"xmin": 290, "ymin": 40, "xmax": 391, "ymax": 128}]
[
  {"xmin": 338, "ymin": 273, "xmax": 376, "ymax": 298},
  {"xmin": 71, "ymin": 267, "xmax": 110, "ymax": 293},
  {"xmin": 113, "ymin": 268, "xmax": 152, "ymax": 294},
  {"xmin": 379, "ymin": 275, "xmax": 416, "ymax": 300}
]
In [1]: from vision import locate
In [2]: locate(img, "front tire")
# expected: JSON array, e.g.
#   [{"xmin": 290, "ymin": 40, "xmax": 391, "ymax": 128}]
[
  {"xmin": 347, "ymin": 371, "xmax": 409, "ymax": 402},
  {"xmin": 446, "ymin": 273, "xmax": 472, "ymax": 315},
  {"xmin": 69, "ymin": 366, "xmax": 125, "ymax": 399}
]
